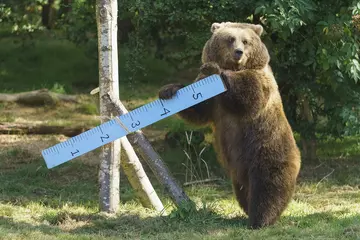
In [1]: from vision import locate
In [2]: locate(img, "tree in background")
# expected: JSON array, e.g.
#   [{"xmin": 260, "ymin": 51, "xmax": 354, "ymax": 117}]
[
  {"xmin": 125, "ymin": 0, "xmax": 360, "ymax": 160},
  {"xmin": 0, "ymin": 0, "xmax": 44, "ymax": 43},
  {"xmin": 1, "ymin": 0, "xmax": 359, "ymax": 160},
  {"xmin": 254, "ymin": 0, "xmax": 360, "ymax": 160},
  {"xmin": 0, "ymin": 0, "xmax": 71, "ymax": 43}
]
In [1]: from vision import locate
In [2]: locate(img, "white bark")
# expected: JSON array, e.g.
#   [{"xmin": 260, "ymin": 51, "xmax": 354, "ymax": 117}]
[
  {"xmin": 102, "ymin": 93, "xmax": 194, "ymax": 208},
  {"xmin": 91, "ymin": 87, "xmax": 166, "ymax": 213},
  {"xmin": 96, "ymin": 0, "xmax": 120, "ymax": 213},
  {"xmin": 120, "ymin": 137, "xmax": 166, "ymax": 214}
]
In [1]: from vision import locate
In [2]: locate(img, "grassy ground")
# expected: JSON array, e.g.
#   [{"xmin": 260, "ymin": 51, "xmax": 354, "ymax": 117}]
[
  {"xmin": 1, "ymin": 133, "xmax": 360, "ymax": 240},
  {"xmin": 1, "ymin": 33, "xmax": 360, "ymax": 239}
]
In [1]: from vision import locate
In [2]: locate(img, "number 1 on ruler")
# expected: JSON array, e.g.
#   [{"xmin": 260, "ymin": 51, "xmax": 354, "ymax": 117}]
[{"xmin": 42, "ymin": 74, "xmax": 227, "ymax": 168}]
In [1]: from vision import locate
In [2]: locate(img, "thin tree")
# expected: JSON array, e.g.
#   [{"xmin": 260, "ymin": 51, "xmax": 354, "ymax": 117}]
[{"xmin": 96, "ymin": 0, "xmax": 120, "ymax": 213}]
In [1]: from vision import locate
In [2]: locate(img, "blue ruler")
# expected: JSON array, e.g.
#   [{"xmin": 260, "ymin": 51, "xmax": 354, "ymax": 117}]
[{"xmin": 41, "ymin": 74, "xmax": 226, "ymax": 169}]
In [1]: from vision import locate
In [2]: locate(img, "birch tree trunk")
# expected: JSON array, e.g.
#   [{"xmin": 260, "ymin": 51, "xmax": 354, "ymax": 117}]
[
  {"xmin": 96, "ymin": 0, "xmax": 120, "ymax": 213},
  {"xmin": 120, "ymin": 137, "xmax": 165, "ymax": 213},
  {"xmin": 91, "ymin": 87, "xmax": 166, "ymax": 213},
  {"xmin": 102, "ymin": 93, "xmax": 194, "ymax": 208}
]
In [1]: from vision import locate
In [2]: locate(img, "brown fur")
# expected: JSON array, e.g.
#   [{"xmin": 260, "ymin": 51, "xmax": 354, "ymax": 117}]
[{"xmin": 158, "ymin": 22, "xmax": 301, "ymax": 229}]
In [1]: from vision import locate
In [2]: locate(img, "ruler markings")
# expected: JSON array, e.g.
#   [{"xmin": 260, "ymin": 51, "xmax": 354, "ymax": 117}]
[{"xmin": 41, "ymin": 74, "xmax": 226, "ymax": 169}]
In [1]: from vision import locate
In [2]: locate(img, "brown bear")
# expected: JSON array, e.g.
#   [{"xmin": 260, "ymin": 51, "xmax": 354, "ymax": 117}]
[{"xmin": 158, "ymin": 22, "xmax": 301, "ymax": 229}]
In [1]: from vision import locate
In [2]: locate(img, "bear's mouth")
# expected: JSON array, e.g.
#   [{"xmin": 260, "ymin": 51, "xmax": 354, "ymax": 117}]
[
  {"xmin": 237, "ymin": 54, "xmax": 248, "ymax": 68},
  {"xmin": 223, "ymin": 53, "xmax": 247, "ymax": 70},
  {"xmin": 234, "ymin": 54, "xmax": 242, "ymax": 61},
  {"xmin": 223, "ymin": 60, "xmax": 244, "ymax": 71}
]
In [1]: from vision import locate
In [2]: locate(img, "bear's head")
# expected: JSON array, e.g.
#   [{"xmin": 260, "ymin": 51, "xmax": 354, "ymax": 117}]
[{"xmin": 202, "ymin": 22, "xmax": 270, "ymax": 71}]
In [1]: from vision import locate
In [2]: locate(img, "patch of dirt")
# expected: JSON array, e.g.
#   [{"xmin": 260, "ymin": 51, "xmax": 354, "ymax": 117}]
[
  {"xmin": 0, "ymin": 134, "xmax": 103, "ymax": 167},
  {"xmin": 0, "ymin": 93, "xmax": 173, "ymax": 170}
]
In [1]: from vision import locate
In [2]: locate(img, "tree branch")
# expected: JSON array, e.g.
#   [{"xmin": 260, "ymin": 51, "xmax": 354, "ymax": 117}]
[{"xmin": 101, "ymin": 92, "xmax": 194, "ymax": 208}]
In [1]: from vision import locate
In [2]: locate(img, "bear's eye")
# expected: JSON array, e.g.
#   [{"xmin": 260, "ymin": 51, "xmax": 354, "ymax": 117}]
[
  {"xmin": 243, "ymin": 40, "xmax": 248, "ymax": 45},
  {"xmin": 228, "ymin": 37, "xmax": 235, "ymax": 43}
]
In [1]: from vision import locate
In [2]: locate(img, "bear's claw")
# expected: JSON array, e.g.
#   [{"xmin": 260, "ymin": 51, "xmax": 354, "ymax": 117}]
[
  {"xmin": 200, "ymin": 62, "xmax": 221, "ymax": 76},
  {"xmin": 158, "ymin": 83, "xmax": 184, "ymax": 99}
]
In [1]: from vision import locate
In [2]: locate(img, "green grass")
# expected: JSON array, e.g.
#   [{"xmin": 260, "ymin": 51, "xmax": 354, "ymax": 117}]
[
  {"xmin": 1, "ymin": 134, "xmax": 360, "ymax": 240},
  {"xmin": 317, "ymin": 136, "xmax": 360, "ymax": 159},
  {"xmin": 0, "ymin": 36, "xmax": 97, "ymax": 94},
  {"xmin": 0, "ymin": 33, "xmax": 178, "ymax": 101},
  {"xmin": 1, "ymin": 32, "xmax": 360, "ymax": 239}
]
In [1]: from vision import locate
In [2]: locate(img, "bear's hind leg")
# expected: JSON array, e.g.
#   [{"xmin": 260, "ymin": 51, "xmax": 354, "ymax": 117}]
[
  {"xmin": 232, "ymin": 179, "xmax": 249, "ymax": 216},
  {"xmin": 248, "ymin": 173, "xmax": 295, "ymax": 229}
]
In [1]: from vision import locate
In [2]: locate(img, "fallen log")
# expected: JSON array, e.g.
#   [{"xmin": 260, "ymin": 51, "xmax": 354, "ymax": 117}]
[
  {"xmin": 0, "ymin": 123, "xmax": 89, "ymax": 137},
  {"xmin": 0, "ymin": 89, "xmax": 78, "ymax": 106}
]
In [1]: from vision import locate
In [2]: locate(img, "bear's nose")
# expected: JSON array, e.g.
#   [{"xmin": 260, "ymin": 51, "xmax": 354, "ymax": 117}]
[{"xmin": 234, "ymin": 49, "xmax": 243, "ymax": 59}]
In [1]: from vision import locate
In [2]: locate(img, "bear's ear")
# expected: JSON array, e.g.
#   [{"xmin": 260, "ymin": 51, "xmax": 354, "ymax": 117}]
[
  {"xmin": 211, "ymin": 23, "xmax": 222, "ymax": 33},
  {"xmin": 252, "ymin": 24, "xmax": 264, "ymax": 36}
]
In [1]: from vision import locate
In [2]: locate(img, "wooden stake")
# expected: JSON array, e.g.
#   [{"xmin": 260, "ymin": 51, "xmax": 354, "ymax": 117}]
[
  {"xmin": 120, "ymin": 137, "xmax": 166, "ymax": 214},
  {"xmin": 102, "ymin": 93, "xmax": 194, "ymax": 208}
]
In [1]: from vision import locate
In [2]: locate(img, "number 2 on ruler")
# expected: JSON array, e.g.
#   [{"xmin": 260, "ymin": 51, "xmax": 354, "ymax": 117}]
[{"xmin": 41, "ymin": 74, "xmax": 227, "ymax": 169}]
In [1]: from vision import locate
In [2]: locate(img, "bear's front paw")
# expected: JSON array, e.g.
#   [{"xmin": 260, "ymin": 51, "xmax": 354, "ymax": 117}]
[
  {"xmin": 200, "ymin": 62, "xmax": 221, "ymax": 76},
  {"xmin": 158, "ymin": 83, "xmax": 184, "ymax": 99}
]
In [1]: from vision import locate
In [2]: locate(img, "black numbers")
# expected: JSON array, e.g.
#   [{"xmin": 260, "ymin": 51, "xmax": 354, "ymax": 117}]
[
  {"xmin": 131, "ymin": 120, "xmax": 141, "ymax": 128},
  {"xmin": 161, "ymin": 108, "xmax": 171, "ymax": 116},
  {"xmin": 71, "ymin": 149, "xmax": 80, "ymax": 156},
  {"xmin": 192, "ymin": 92, "xmax": 203, "ymax": 100},
  {"xmin": 100, "ymin": 134, "xmax": 110, "ymax": 142}
]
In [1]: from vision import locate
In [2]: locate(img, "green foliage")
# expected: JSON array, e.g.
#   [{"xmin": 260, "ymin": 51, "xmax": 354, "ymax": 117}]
[
  {"xmin": 0, "ymin": 0, "xmax": 46, "ymax": 43},
  {"xmin": 60, "ymin": 0, "xmax": 97, "ymax": 59},
  {"xmin": 341, "ymin": 106, "xmax": 360, "ymax": 136},
  {"xmin": 125, "ymin": 0, "xmax": 255, "ymax": 69},
  {"xmin": 123, "ymin": 0, "xmax": 360, "ymax": 140},
  {"xmin": 169, "ymin": 200, "xmax": 197, "ymax": 220},
  {"xmin": 0, "ymin": 3, "xmax": 11, "ymax": 23},
  {"xmin": 0, "ymin": 35, "xmax": 98, "ymax": 93},
  {"xmin": 253, "ymin": 0, "xmax": 360, "ymax": 138},
  {"xmin": 50, "ymin": 83, "xmax": 66, "ymax": 94},
  {"xmin": 2, "ymin": 0, "xmax": 360, "ymax": 143}
]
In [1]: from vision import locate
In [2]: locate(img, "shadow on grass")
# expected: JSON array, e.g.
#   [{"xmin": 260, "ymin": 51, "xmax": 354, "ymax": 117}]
[
  {"xmin": 0, "ymin": 155, "xmax": 163, "ymax": 210},
  {"xmin": 0, "ymin": 140, "xmax": 359, "ymax": 210},
  {"xmin": 0, "ymin": 135, "xmax": 226, "ymax": 210},
  {"xmin": 1, "ymin": 211, "xmax": 360, "ymax": 239},
  {"xmin": 1, "ymin": 134, "xmax": 360, "ymax": 238}
]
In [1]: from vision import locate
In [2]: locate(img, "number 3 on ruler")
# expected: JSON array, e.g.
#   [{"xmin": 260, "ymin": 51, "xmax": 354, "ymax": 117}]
[
  {"xmin": 131, "ymin": 120, "xmax": 140, "ymax": 128},
  {"xmin": 41, "ymin": 74, "xmax": 226, "ymax": 169}
]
